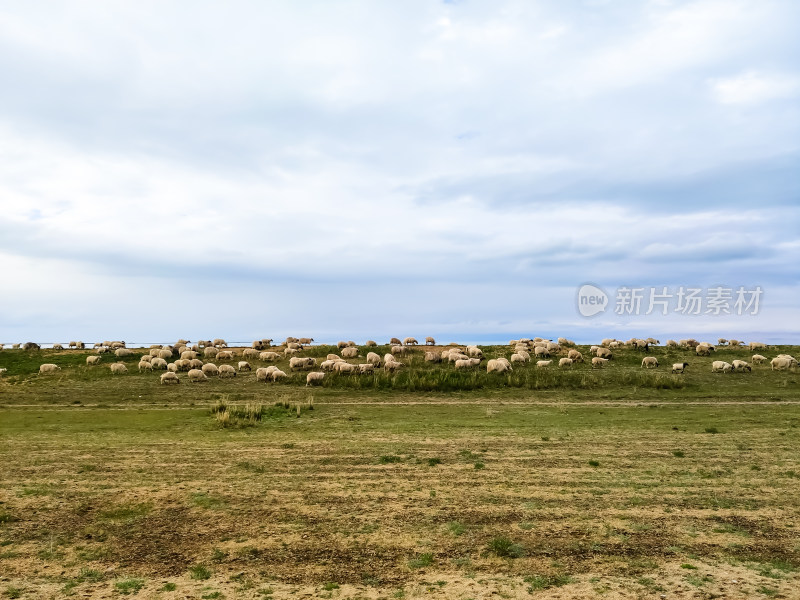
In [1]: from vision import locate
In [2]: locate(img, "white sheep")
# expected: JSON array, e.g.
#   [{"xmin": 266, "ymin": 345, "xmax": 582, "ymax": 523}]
[
  {"xmin": 591, "ymin": 357, "xmax": 608, "ymax": 369},
  {"xmin": 358, "ymin": 364, "xmax": 375, "ymax": 374},
  {"xmin": 115, "ymin": 348, "xmax": 133, "ymax": 358},
  {"xmin": 238, "ymin": 361, "xmax": 252, "ymax": 372},
  {"xmin": 749, "ymin": 341, "xmax": 767, "ymax": 351},
  {"xmin": 671, "ymin": 362, "xmax": 689, "ymax": 374},
  {"xmin": 510, "ymin": 353, "xmax": 527, "ymax": 364},
  {"xmin": 159, "ymin": 349, "xmax": 175, "ymax": 360},
  {"xmin": 181, "ymin": 350, "xmax": 198, "ymax": 360},
  {"xmin": 203, "ymin": 347, "xmax": 218, "ymax": 359},
  {"xmin": 666, "ymin": 340, "xmax": 678, "ymax": 348},
  {"xmin": 403, "ymin": 337, "xmax": 418, "ymax": 346},
  {"xmin": 138, "ymin": 361, "xmax": 153, "ymax": 372},
  {"xmin": 298, "ymin": 337, "xmax": 314, "ymax": 345},
  {"xmin": 188, "ymin": 369, "xmax": 208, "ymax": 382},
  {"xmin": 534, "ymin": 346, "xmax": 550, "ymax": 359},
  {"xmin": 365, "ymin": 340, "xmax": 377, "ymax": 347},
  {"xmin": 751, "ymin": 354, "xmax": 767, "ymax": 364},
  {"xmin": 218, "ymin": 364, "xmax": 237, "ymax": 378},
  {"xmin": 320, "ymin": 360, "xmax": 337, "ymax": 372},
  {"xmin": 391, "ymin": 345, "xmax": 409, "ymax": 357},
  {"xmin": 536, "ymin": 360, "xmax": 552, "ymax": 368},
  {"xmin": 341, "ymin": 347, "xmax": 359, "ymax": 359},
  {"xmin": 217, "ymin": 350, "xmax": 234, "ymax": 360},
  {"xmin": 212, "ymin": 338, "xmax": 228, "ymax": 347},
  {"xmin": 39, "ymin": 363, "xmax": 61, "ymax": 374},
  {"xmin": 486, "ymin": 359, "xmax": 512, "ymax": 374},
  {"xmin": 641, "ymin": 357, "xmax": 659, "ymax": 369},
  {"xmin": 86, "ymin": 356, "xmax": 101, "ymax": 366},
  {"xmin": 269, "ymin": 369, "xmax": 288, "ymax": 381},
  {"xmin": 425, "ymin": 336, "xmax": 435, "ymax": 345},
  {"xmin": 558, "ymin": 357, "xmax": 573, "ymax": 368},
  {"xmin": 167, "ymin": 363, "xmax": 178, "ymax": 373},
  {"xmin": 384, "ymin": 360, "xmax": 403, "ymax": 373},
  {"xmin": 711, "ymin": 361, "xmax": 733, "ymax": 373},
  {"xmin": 160, "ymin": 372, "xmax": 180, "ymax": 385},
  {"xmin": 695, "ymin": 343, "xmax": 714, "ymax": 356},
  {"xmin": 260, "ymin": 351, "xmax": 281, "ymax": 361},
  {"xmin": 202, "ymin": 363, "xmax": 219, "ymax": 377},
  {"xmin": 366, "ymin": 352, "xmax": 382, "ymax": 366},
  {"xmin": 771, "ymin": 356, "xmax": 798, "ymax": 371},
  {"xmin": 242, "ymin": 348, "xmax": 260, "ymax": 360},
  {"xmin": 595, "ymin": 348, "xmax": 612, "ymax": 360},
  {"xmin": 384, "ymin": 353, "xmax": 395, "ymax": 364},
  {"xmin": 110, "ymin": 363, "xmax": 127, "ymax": 374},
  {"xmin": 731, "ymin": 360, "xmax": 751, "ymax": 372},
  {"xmin": 466, "ymin": 346, "xmax": 483, "ymax": 358},
  {"xmin": 289, "ymin": 357, "xmax": 316, "ymax": 371},
  {"xmin": 306, "ymin": 371, "xmax": 325, "ymax": 386},
  {"xmin": 567, "ymin": 350, "xmax": 582, "ymax": 363},
  {"xmin": 389, "ymin": 337, "xmax": 402, "ymax": 346},
  {"xmin": 284, "ymin": 347, "xmax": 300, "ymax": 356},
  {"xmin": 151, "ymin": 357, "xmax": 168, "ymax": 370},
  {"xmin": 188, "ymin": 359, "xmax": 204, "ymax": 369}
]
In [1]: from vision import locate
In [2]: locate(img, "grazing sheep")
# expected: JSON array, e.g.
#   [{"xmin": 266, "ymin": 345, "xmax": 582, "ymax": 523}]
[
  {"xmin": 731, "ymin": 360, "xmax": 752, "ymax": 372},
  {"xmin": 202, "ymin": 363, "xmax": 219, "ymax": 377},
  {"xmin": 115, "ymin": 348, "xmax": 133, "ymax": 358},
  {"xmin": 536, "ymin": 360, "xmax": 552, "ymax": 368},
  {"xmin": 666, "ymin": 340, "xmax": 678, "ymax": 348},
  {"xmin": 298, "ymin": 338, "xmax": 314, "ymax": 345},
  {"xmin": 448, "ymin": 352, "xmax": 469, "ymax": 363},
  {"xmin": 259, "ymin": 351, "xmax": 281, "ymax": 361},
  {"xmin": 712, "ymin": 361, "xmax": 733, "ymax": 373},
  {"xmin": 151, "ymin": 357, "xmax": 168, "ymax": 370},
  {"xmin": 384, "ymin": 353, "xmax": 395, "ymax": 364},
  {"xmin": 255, "ymin": 367, "xmax": 269, "ymax": 381},
  {"xmin": 187, "ymin": 369, "xmax": 208, "ymax": 382},
  {"xmin": 85, "ymin": 355, "xmax": 101, "ymax": 366},
  {"xmin": 52, "ymin": 343, "xmax": 63, "ymax": 350},
  {"xmin": 217, "ymin": 350, "xmax": 234, "ymax": 360},
  {"xmin": 466, "ymin": 346, "xmax": 484, "ymax": 358},
  {"xmin": 646, "ymin": 338, "xmax": 660, "ymax": 346},
  {"xmin": 238, "ymin": 361, "xmax": 252, "ymax": 372},
  {"xmin": 251, "ymin": 340, "xmax": 265, "ymax": 350},
  {"xmin": 771, "ymin": 356, "xmax": 798, "ymax": 371},
  {"xmin": 510, "ymin": 353, "xmax": 527, "ymax": 364},
  {"xmin": 425, "ymin": 336, "xmax": 435, "ymax": 345},
  {"xmin": 389, "ymin": 337, "xmax": 402, "ymax": 346},
  {"xmin": 595, "ymin": 348, "xmax": 612, "ymax": 360},
  {"xmin": 188, "ymin": 359, "xmax": 204, "ymax": 369},
  {"xmin": 751, "ymin": 354, "xmax": 767, "ymax": 364},
  {"xmin": 284, "ymin": 347, "xmax": 300, "ymax": 356},
  {"xmin": 138, "ymin": 360, "xmax": 154, "ymax": 372},
  {"xmin": 403, "ymin": 337, "xmax": 418, "ymax": 346},
  {"xmin": 454, "ymin": 359, "xmax": 477, "ymax": 370},
  {"xmin": 366, "ymin": 352, "xmax": 382, "ymax": 366},
  {"xmin": 289, "ymin": 357, "xmax": 316, "ymax": 371},
  {"xmin": 110, "ymin": 363, "xmax": 127, "ymax": 374},
  {"xmin": 242, "ymin": 348, "xmax": 260, "ymax": 360},
  {"xmin": 320, "ymin": 360, "xmax": 337, "ymax": 372},
  {"xmin": 384, "ymin": 360, "xmax": 403, "ymax": 373},
  {"xmin": 486, "ymin": 359, "xmax": 512, "ymax": 374},
  {"xmin": 23, "ymin": 342, "xmax": 41, "ymax": 351},
  {"xmin": 174, "ymin": 359, "xmax": 190, "ymax": 372},
  {"xmin": 39, "ymin": 363, "xmax": 61, "ymax": 374},
  {"xmin": 341, "ymin": 347, "xmax": 359, "ymax": 359},
  {"xmin": 729, "ymin": 339, "xmax": 743, "ymax": 347},
  {"xmin": 334, "ymin": 362, "xmax": 357, "ymax": 374},
  {"xmin": 424, "ymin": 352, "xmax": 441, "ymax": 363},
  {"xmin": 12, "ymin": 344, "xmax": 20, "ymax": 349},
  {"xmin": 749, "ymin": 341, "xmax": 767, "ymax": 351},
  {"xmin": 633, "ymin": 339, "xmax": 649, "ymax": 351},
  {"xmin": 286, "ymin": 342, "xmax": 302, "ymax": 350},
  {"xmin": 160, "ymin": 372, "xmax": 180, "ymax": 385},
  {"xmin": 269, "ymin": 369, "xmax": 288, "ymax": 381},
  {"xmin": 534, "ymin": 346, "xmax": 550, "ymax": 359},
  {"xmin": 547, "ymin": 342, "xmax": 561, "ymax": 354},
  {"xmin": 695, "ymin": 343, "xmax": 715, "ymax": 356},
  {"xmin": 157, "ymin": 349, "xmax": 173, "ymax": 359},
  {"xmin": 203, "ymin": 347, "xmax": 218, "ymax": 359},
  {"xmin": 336, "ymin": 341, "xmax": 349, "ymax": 349},
  {"xmin": 641, "ymin": 357, "xmax": 659, "ymax": 369},
  {"xmin": 365, "ymin": 340, "xmax": 377, "ymax": 347},
  {"xmin": 591, "ymin": 357, "xmax": 609, "ymax": 369},
  {"xmin": 218, "ymin": 364, "xmax": 237, "ymax": 378},
  {"xmin": 180, "ymin": 350, "xmax": 198, "ymax": 360},
  {"xmin": 285, "ymin": 337, "xmax": 299, "ymax": 344},
  {"xmin": 672, "ymin": 362, "xmax": 689, "ymax": 374},
  {"xmin": 357, "ymin": 364, "xmax": 375, "ymax": 374},
  {"xmin": 95, "ymin": 346, "xmax": 110, "ymax": 354},
  {"xmin": 212, "ymin": 338, "xmax": 228, "ymax": 347},
  {"xmin": 567, "ymin": 350, "xmax": 582, "ymax": 363},
  {"xmin": 306, "ymin": 371, "xmax": 325, "ymax": 386},
  {"xmin": 718, "ymin": 338, "xmax": 728, "ymax": 346},
  {"xmin": 558, "ymin": 357, "xmax": 573, "ymax": 368}
]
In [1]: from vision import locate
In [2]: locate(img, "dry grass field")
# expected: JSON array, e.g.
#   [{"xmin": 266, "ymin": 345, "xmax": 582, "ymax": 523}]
[{"xmin": 1, "ymin": 343, "xmax": 799, "ymax": 599}]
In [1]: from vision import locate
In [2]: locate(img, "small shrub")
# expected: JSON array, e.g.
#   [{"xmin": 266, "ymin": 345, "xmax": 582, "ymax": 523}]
[
  {"xmin": 322, "ymin": 582, "xmax": 339, "ymax": 591},
  {"xmin": 160, "ymin": 583, "xmax": 177, "ymax": 591},
  {"xmin": 474, "ymin": 461, "xmax": 485, "ymax": 469},
  {"xmin": 704, "ymin": 427, "xmax": 719, "ymax": 434},
  {"xmin": 525, "ymin": 573, "xmax": 573, "ymax": 591},
  {"xmin": 588, "ymin": 460, "xmax": 600, "ymax": 467},
  {"xmin": 447, "ymin": 521, "xmax": 465, "ymax": 535},
  {"xmin": 672, "ymin": 450, "xmax": 685, "ymax": 457},
  {"xmin": 408, "ymin": 553, "xmax": 434, "ymax": 569},
  {"xmin": 189, "ymin": 564, "xmax": 212, "ymax": 580},
  {"xmin": 488, "ymin": 536, "xmax": 525, "ymax": 558},
  {"xmin": 427, "ymin": 457, "xmax": 442, "ymax": 466},
  {"xmin": 379, "ymin": 455, "xmax": 403, "ymax": 464},
  {"xmin": 5, "ymin": 588, "xmax": 22, "ymax": 599},
  {"xmin": 114, "ymin": 578, "xmax": 145, "ymax": 595}
]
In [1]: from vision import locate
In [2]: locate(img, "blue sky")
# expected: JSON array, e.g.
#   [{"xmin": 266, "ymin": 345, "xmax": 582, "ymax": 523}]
[{"xmin": 1, "ymin": 1, "xmax": 798, "ymax": 345}]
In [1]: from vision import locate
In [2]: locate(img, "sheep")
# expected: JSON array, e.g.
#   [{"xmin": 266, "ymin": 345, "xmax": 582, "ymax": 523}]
[
  {"xmin": 261, "ymin": 338, "xmax": 273, "ymax": 347},
  {"xmin": 365, "ymin": 340, "xmax": 377, "ymax": 347},
  {"xmin": 403, "ymin": 337, "xmax": 418, "ymax": 346},
  {"xmin": 486, "ymin": 359, "xmax": 512, "ymax": 374},
  {"xmin": 771, "ymin": 356, "xmax": 798, "ymax": 371},
  {"xmin": 110, "ymin": 363, "xmax": 127, "ymax": 374},
  {"xmin": 671, "ymin": 362, "xmax": 689, "ymax": 374},
  {"xmin": 187, "ymin": 369, "xmax": 208, "ymax": 382},
  {"xmin": 384, "ymin": 353, "xmax": 395, "ymax": 364},
  {"xmin": 600, "ymin": 338, "xmax": 616, "ymax": 347},
  {"xmin": 188, "ymin": 359, "xmax": 204, "ymax": 369},
  {"xmin": 173, "ymin": 359, "xmax": 190, "ymax": 372},
  {"xmin": 320, "ymin": 360, "xmax": 337, "ymax": 372},
  {"xmin": 110, "ymin": 341, "xmax": 126, "ymax": 349},
  {"xmin": 454, "ymin": 359, "xmax": 476, "ymax": 370},
  {"xmin": 749, "ymin": 341, "xmax": 767, "ymax": 351},
  {"xmin": 666, "ymin": 340, "xmax": 678, "ymax": 348},
  {"xmin": 341, "ymin": 347, "xmax": 359, "ymax": 359},
  {"xmin": 547, "ymin": 342, "xmax": 562, "ymax": 354},
  {"xmin": 510, "ymin": 353, "xmax": 527, "ymax": 364},
  {"xmin": 68, "ymin": 341, "xmax": 77, "ymax": 348},
  {"xmin": 167, "ymin": 363, "xmax": 178, "ymax": 372},
  {"xmin": 255, "ymin": 367, "xmax": 269, "ymax": 381},
  {"xmin": 285, "ymin": 337, "xmax": 299, "ymax": 344},
  {"xmin": 633, "ymin": 339, "xmax": 649, "ymax": 351},
  {"xmin": 238, "ymin": 361, "xmax": 252, "ymax": 372},
  {"xmin": 251, "ymin": 340, "xmax": 266, "ymax": 350},
  {"xmin": 259, "ymin": 351, "xmax": 281, "ymax": 361},
  {"xmin": 86, "ymin": 355, "xmax": 101, "ymax": 366},
  {"xmin": 711, "ymin": 361, "xmax": 733, "ymax": 373},
  {"xmin": 645, "ymin": 338, "xmax": 660, "ymax": 346},
  {"xmin": 334, "ymin": 362, "xmax": 357, "ymax": 374},
  {"xmin": 357, "ymin": 364, "xmax": 375, "ymax": 374},
  {"xmin": 158, "ymin": 349, "xmax": 173, "ymax": 359},
  {"xmin": 181, "ymin": 350, "xmax": 198, "ymax": 360},
  {"xmin": 731, "ymin": 360, "xmax": 752, "ymax": 372},
  {"xmin": 595, "ymin": 348, "xmax": 612, "ymax": 360},
  {"xmin": 384, "ymin": 360, "xmax": 403, "ymax": 373},
  {"xmin": 23, "ymin": 342, "xmax": 41, "ymax": 351},
  {"xmin": 389, "ymin": 337, "xmax": 402, "ymax": 346},
  {"xmin": 39, "ymin": 363, "xmax": 61, "ymax": 374},
  {"xmin": 558, "ymin": 357, "xmax": 573, "ymax": 368},
  {"xmin": 218, "ymin": 364, "xmax": 237, "ymax": 378},
  {"xmin": 306, "ymin": 371, "xmax": 325, "ymax": 386},
  {"xmin": 425, "ymin": 336, "xmax": 435, "ymax": 345},
  {"xmin": 534, "ymin": 346, "xmax": 550, "ymax": 359},
  {"xmin": 466, "ymin": 346, "xmax": 484, "ymax": 358},
  {"xmin": 366, "ymin": 352, "xmax": 382, "ymax": 366},
  {"xmin": 151, "ymin": 357, "xmax": 168, "ymax": 370},
  {"xmin": 138, "ymin": 360, "xmax": 154, "ymax": 372},
  {"xmin": 336, "ymin": 341, "xmax": 349, "ymax": 349},
  {"xmin": 591, "ymin": 357, "xmax": 609, "ymax": 369},
  {"xmin": 567, "ymin": 349, "xmax": 582, "ymax": 363},
  {"xmin": 679, "ymin": 339, "xmax": 699, "ymax": 349},
  {"xmin": 284, "ymin": 347, "xmax": 300, "ymax": 356},
  {"xmin": 203, "ymin": 347, "xmax": 218, "ymax": 359},
  {"xmin": 695, "ymin": 343, "xmax": 715, "ymax": 356},
  {"xmin": 0, "ymin": 368, "xmax": 6, "ymax": 376},
  {"xmin": 242, "ymin": 348, "xmax": 260, "ymax": 360},
  {"xmin": 202, "ymin": 363, "xmax": 219, "ymax": 377},
  {"xmin": 115, "ymin": 348, "xmax": 133, "ymax": 358},
  {"xmin": 289, "ymin": 357, "xmax": 316, "ymax": 371},
  {"xmin": 751, "ymin": 354, "xmax": 767, "ymax": 364},
  {"xmin": 160, "ymin": 372, "xmax": 179, "ymax": 385},
  {"xmin": 423, "ymin": 352, "xmax": 441, "ymax": 363},
  {"xmin": 392, "ymin": 345, "xmax": 411, "ymax": 357},
  {"xmin": 12, "ymin": 344, "xmax": 20, "ymax": 349},
  {"xmin": 52, "ymin": 343, "xmax": 63, "ymax": 350},
  {"xmin": 641, "ymin": 357, "xmax": 659, "ymax": 369},
  {"xmin": 729, "ymin": 339, "xmax": 743, "ymax": 347},
  {"xmin": 718, "ymin": 338, "xmax": 728, "ymax": 346},
  {"xmin": 298, "ymin": 337, "xmax": 314, "ymax": 345},
  {"xmin": 286, "ymin": 342, "xmax": 303, "ymax": 350},
  {"xmin": 217, "ymin": 350, "xmax": 234, "ymax": 360},
  {"xmin": 269, "ymin": 369, "xmax": 288, "ymax": 381},
  {"xmin": 448, "ymin": 352, "xmax": 469, "ymax": 363},
  {"xmin": 536, "ymin": 360, "xmax": 552, "ymax": 368},
  {"xmin": 212, "ymin": 338, "xmax": 228, "ymax": 347}
]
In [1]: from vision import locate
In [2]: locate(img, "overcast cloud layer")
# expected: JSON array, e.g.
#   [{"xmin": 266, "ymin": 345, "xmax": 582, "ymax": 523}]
[{"xmin": 1, "ymin": 0, "xmax": 798, "ymax": 345}]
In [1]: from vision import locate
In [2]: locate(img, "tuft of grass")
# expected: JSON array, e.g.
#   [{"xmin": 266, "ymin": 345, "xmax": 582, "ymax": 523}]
[
  {"xmin": 525, "ymin": 573, "xmax": 574, "ymax": 591},
  {"xmin": 322, "ymin": 582, "xmax": 339, "ymax": 591},
  {"xmin": 379, "ymin": 455, "xmax": 403, "ymax": 464},
  {"xmin": 188, "ymin": 564, "xmax": 212, "ymax": 580},
  {"xmin": 408, "ymin": 553, "xmax": 434, "ymax": 569},
  {"xmin": 488, "ymin": 536, "xmax": 525, "ymax": 558},
  {"xmin": 704, "ymin": 427, "xmax": 719, "ymax": 434},
  {"xmin": 427, "ymin": 457, "xmax": 442, "ymax": 466},
  {"xmin": 5, "ymin": 588, "xmax": 22, "ymax": 599},
  {"xmin": 114, "ymin": 578, "xmax": 145, "ymax": 595},
  {"xmin": 680, "ymin": 563, "xmax": 698, "ymax": 569},
  {"xmin": 160, "ymin": 582, "xmax": 177, "ymax": 591},
  {"xmin": 588, "ymin": 459, "xmax": 600, "ymax": 467},
  {"xmin": 447, "ymin": 521, "xmax": 465, "ymax": 536},
  {"xmin": 672, "ymin": 450, "xmax": 685, "ymax": 457},
  {"xmin": 190, "ymin": 492, "xmax": 225, "ymax": 509},
  {"xmin": 474, "ymin": 461, "xmax": 485, "ymax": 469}
]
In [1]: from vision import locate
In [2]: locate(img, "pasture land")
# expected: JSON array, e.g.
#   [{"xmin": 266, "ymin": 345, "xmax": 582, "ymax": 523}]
[{"xmin": 0, "ymin": 344, "xmax": 799, "ymax": 598}]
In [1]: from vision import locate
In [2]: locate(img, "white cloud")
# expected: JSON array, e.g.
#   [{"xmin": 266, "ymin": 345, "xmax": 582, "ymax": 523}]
[{"xmin": 711, "ymin": 71, "xmax": 800, "ymax": 105}]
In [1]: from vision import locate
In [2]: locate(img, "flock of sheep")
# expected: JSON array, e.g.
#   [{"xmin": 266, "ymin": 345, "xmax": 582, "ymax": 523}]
[{"xmin": 1, "ymin": 335, "xmax": 797, "ymax": 387}]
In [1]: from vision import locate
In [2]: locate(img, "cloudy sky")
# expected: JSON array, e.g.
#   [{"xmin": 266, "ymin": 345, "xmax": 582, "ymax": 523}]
[{"xmin": 1, "ymin": 0, "xmax": 798, "ymax": 345}]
